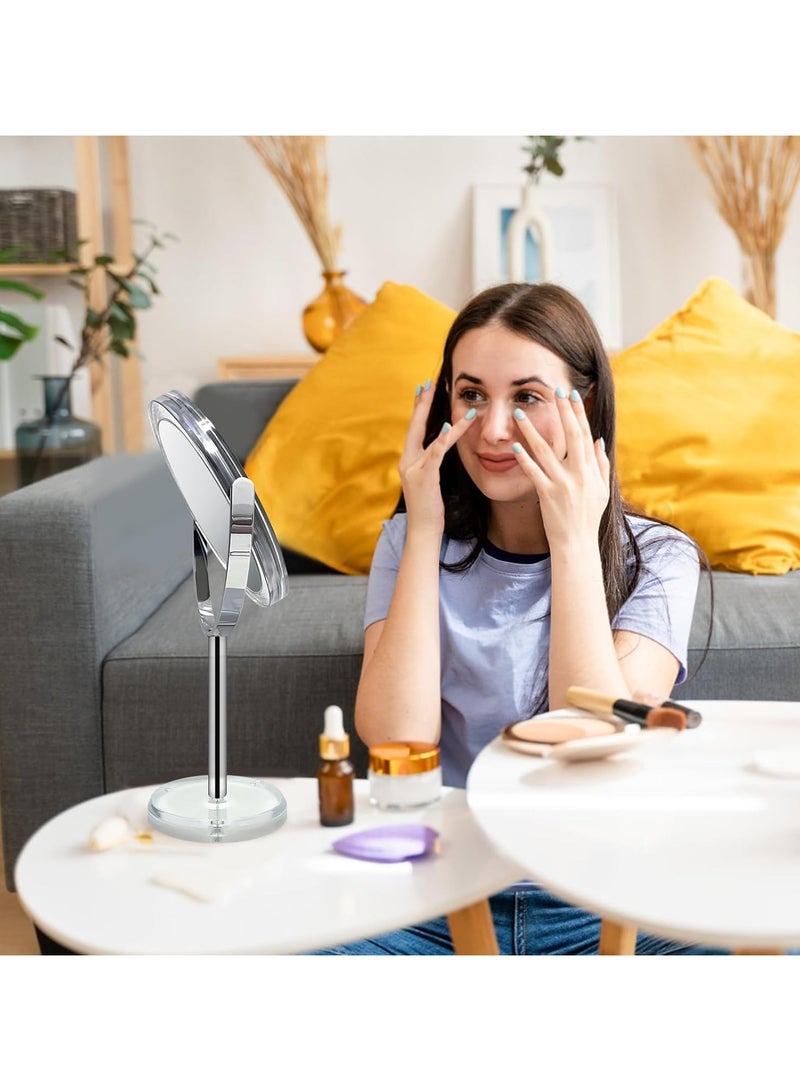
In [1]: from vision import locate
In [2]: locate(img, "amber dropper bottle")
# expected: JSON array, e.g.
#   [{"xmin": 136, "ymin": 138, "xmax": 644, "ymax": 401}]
[{"xmin": 317, "ymin": 705, "xmax": 355, "ymax": 827}]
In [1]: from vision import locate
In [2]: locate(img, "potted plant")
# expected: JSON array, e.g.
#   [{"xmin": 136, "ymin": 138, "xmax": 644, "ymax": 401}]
[
  {"xmin": 506, "ymin": 136, "xmax": 588, "ymax": 282},
  {"xmin": 16, "ymin": 223, "xmax": 176, "ymax": 486},
  {"xmin": 0, "ymin": 250, "xmax": 44, "ymax": 362}
]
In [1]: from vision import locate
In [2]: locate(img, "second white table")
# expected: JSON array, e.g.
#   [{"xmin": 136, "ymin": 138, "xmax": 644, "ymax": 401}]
[{"xmin": 467, "ymin": 700, "xmax": 800, "ymax": 953}]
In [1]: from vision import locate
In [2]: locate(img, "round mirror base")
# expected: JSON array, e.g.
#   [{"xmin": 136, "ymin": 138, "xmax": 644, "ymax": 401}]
[{"xmin": 147, "ymin": 775, "xmax": 288, "ymax": 843}]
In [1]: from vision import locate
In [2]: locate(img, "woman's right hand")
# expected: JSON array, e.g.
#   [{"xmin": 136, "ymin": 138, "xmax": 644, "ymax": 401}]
[{"xmin": 398, "ymin": 381, "xmax": 475, "ymax": 535}]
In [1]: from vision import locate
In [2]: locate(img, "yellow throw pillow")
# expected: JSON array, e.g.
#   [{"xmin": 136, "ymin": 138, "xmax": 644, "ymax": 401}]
[
  {"xmin": 245, "ymin": 282, "xmax": 456, "ymax": 575},
  {"xmin": 612, "ymin": 277, "xmax": 800, "ymax": 575}
]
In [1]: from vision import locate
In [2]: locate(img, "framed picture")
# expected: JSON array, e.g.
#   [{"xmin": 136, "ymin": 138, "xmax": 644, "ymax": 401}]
[{"xmin": 471, "ymin": 183, "xmax": 622, "ymax": 349}]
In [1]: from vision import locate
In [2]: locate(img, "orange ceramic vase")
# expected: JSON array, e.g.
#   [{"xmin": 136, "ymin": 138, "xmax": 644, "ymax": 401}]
[{"xmin": 302, "ymin": 270, "xmax": 367, "ymax": 353}]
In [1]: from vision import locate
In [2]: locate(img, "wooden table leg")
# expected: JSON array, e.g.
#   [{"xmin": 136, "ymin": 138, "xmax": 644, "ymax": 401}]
[
  {"xmin": 447, "ymin": 899, "xmax": 500, "ymax": 955},
  {"xmin": 598, "ymin": 919, "xmax": 637, "ymax": 955}
]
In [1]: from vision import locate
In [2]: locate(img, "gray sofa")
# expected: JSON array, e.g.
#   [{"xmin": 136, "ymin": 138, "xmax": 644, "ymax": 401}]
[{"xmin": 2, "ymin": 378, "xmax": 800, "ymax": 891}]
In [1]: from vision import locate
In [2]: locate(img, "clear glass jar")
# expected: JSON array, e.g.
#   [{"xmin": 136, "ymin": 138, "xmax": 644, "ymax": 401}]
[{"xmin": 368, "ymin": 742, "xmax": 442, "ymax": 810}]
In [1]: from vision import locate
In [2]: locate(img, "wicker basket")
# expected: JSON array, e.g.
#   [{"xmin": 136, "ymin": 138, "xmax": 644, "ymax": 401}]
[{"xmin": 0, "ymin": 188, "xmax": 78, "ymax": 263}]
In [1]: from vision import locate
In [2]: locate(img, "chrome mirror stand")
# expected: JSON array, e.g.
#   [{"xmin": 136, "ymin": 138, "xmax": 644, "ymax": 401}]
[{"xmin": 147, "ymin": 478, "xmax": 287, "ymax": 843}]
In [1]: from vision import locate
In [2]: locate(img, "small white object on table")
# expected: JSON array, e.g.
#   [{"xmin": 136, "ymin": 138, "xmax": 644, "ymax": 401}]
[
  {"xmin": 14, "ymin": 777, "xmax": 524, "ymax": 955},
  {"xmin": 466, "ymin": 700, "xmax": 800, "ymax": 954}
]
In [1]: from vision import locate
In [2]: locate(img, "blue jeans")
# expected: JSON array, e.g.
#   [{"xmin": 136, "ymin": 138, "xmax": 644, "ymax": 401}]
[{"xmin": 309, "ymin": 884, "xmax": 731, "ymax": 955}]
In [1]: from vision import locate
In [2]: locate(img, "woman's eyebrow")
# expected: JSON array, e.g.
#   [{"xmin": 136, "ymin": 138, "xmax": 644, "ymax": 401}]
[{"xmin": 454, "ymin": 371, "xmax": 553, "ymax": 389}]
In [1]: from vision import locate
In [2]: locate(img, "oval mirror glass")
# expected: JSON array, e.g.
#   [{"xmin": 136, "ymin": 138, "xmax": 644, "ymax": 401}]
[{"xmin": 149, "ymin": 391, "xmax": 287, "ymax": 607}]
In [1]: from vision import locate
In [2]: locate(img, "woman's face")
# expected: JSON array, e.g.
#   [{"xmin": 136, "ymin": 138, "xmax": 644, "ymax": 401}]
[{"xmin": 450, "ymin": 322, "xmax": 574, "ymax": 503}]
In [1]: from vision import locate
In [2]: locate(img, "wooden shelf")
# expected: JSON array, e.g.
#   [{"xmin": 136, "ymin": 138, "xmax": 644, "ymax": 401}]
[
  {"xmin": 0, "ymin": 263, "xmax": 75, "ymax": 277},
  {"xmin": 1, "ymin": 137, "xmax": 141, "ymax": 458},
  {"xmin": 218, "ymin": 354, "xmax": 319, "ymax": 381}
]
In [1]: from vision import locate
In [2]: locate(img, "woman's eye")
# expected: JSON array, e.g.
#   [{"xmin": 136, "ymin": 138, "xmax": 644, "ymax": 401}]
[
  {"xmin": 516, "ymin": 391, "xmax": 543, "ymax": 405},
  {"xmin": 457, "ymin": 388, "xmax": 484, "ymax": 403}
]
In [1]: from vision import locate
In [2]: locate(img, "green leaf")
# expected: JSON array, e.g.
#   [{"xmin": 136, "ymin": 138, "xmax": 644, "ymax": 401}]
[
  {"xmin": 0, "ymin": 303, "xmax": 39, "ymax": 359},
  {"xmin": 0, "ymin": 308, "xmax": 39, "ymax": 339},
  {"xmin": 94, "ymin": 254, "xmax": 115, "ymax": 266},
  {"xmin": 109, "ymin": 303, "xmax": 136, "ymax": 337},
  {"xmin": 109, "ymin": 339, "xmax": 130, "ymax": 357},
  {"xmin": 544, "ymin": 158, "xmax": 564, "ymax": 176},
  {"xmin": 109, "ymin": 316, "xmax": 135, "ymax": 342},
  {"xmin": 113, "ymin": 299, "xmax": 135, "ymax": 319},
  {"xmin": 122, "ymin": 282, "xmax": 151, "ymax": 309},
  {"xmin": 0, "ymin": 332, "xmax": 26, "ymax": 360},
  {"xmin": 85, "ymin": 308, "xmax": 103, "ymax": 329},
  {"xmin": 55, "ymin": 335, "xmax": 74, "ymax": 349},
  {"xmin": 0, "ymin": 279, "xmax": 45, "ymax": 300}
]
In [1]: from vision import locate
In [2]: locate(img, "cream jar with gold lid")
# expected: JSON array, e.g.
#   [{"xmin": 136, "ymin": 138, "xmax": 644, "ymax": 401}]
[{"xmin": 368, "ymin": 741, "xmax": 442, "ymax": 810}]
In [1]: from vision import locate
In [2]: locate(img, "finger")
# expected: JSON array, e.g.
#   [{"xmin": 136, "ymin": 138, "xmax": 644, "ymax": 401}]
[
  {"xmin": 403, "ymin": 379, "xmax": 436, "ymax": 454},
  {"xmin": 510, "ymin": 440, "xmax": 550, "ymax": 487},
  {"xmin": 511, "ymin": 409, "xmax": 562, "ymax": 477},
  {"xmin": 555, "ymin": 387, "xmax": 589, "ymax": 461},
  {"xmin": 564, "ymin": 388, "xmax": 596, "ymax": 461},
  {"xmin": 426, "ymin": 408, "xmax": 477, "ymax": 461}
]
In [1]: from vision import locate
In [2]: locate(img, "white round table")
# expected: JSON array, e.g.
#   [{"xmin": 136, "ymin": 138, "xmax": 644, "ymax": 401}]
[
  {"xmin": 15, "ymin": 777, "xmax": 524, "ymax": 954},
  {"xmin": 466, "ymin": 700, "xmax": 800, "ymax": 953}
]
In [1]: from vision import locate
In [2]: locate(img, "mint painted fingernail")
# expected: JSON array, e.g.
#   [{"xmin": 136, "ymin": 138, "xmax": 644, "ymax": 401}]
[
  {"xmin": 513, "ymin": 408, "xmax": 525, "ymax": 420},
  {"xmin": 440, "ymin": 422, "xmax": 451, "ymax": 434},
  {"xmin": 512, "ymin": 442, "xmax": 523, "ymax": 454},
  {"xmin": 465, "ymin": 408, "xmax": 476, "ymax": 420},
  {"xmin": 570, "ymin": 389, "xmax": 580, "ymax": 402},
  {"xmin": 424, "ymin": 379, "xmax": 432, "ymax": 391},
  {"xmin": 555, "ymin": 386, "xmax": 566, "ymax": 399},
  {"xmin": 415, "ymin": 384, "xmax": 422, "ymax": 396},
  {"xmin": 600, "ymin": 437, "xmax": 606, "ymax": 451}
]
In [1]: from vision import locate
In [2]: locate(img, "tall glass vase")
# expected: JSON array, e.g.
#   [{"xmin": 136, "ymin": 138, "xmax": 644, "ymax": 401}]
[
  {"xmin": 15, "ymin": 375, "xmax": 102, "ymax": 487},
  {"xmin": 302, "ymin": 270, "xmax": 367, "ymax": 353}
]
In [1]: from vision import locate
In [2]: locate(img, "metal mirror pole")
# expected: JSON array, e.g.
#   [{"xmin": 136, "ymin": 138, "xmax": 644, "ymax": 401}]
[
  {"xmin": 209, "ymin": 634, "xmax": 226, "ymax": 802},
  {"xmin": 194, "ymin": 476, "xmax": 255, "ymax": 805}
]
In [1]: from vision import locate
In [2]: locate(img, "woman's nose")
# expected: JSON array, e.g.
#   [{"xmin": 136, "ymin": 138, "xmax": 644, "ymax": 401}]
[{"xmin": 480, "ymin": 402, "xmax": 514, "ymax": 444}]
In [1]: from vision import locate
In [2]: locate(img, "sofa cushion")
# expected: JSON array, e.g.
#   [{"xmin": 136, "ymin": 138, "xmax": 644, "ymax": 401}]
[
  {"xmin": 194, "ymin": 379, "xmax": 297, "ymax": 465},
  {"xmin": 244, "ymin": 282, "xmax": 456, "ymax": 575},
  {"xmin": 103, "ymin": 573, "xmax": 370, "ymax": 789},
  {"xmin": 680, "ymin": 569, "xmax": 800, "ymax": 701},
  {"xmin": 612, "ymin": 277, "xmax": 800, "ymax": 575}
]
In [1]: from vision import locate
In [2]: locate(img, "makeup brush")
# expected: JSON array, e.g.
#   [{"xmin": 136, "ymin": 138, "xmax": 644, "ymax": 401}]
[
  {"xmin": 632, "ymin": 690, "xmax": 702, "ymax": 728},
  {"xmin": 566, "ymin": 686, "xmax": 687, "ymax": 731}
]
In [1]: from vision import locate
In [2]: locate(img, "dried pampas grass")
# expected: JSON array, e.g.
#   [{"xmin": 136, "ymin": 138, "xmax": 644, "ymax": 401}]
[
  {"xmin": 687, "ymin": 136, "xmax": 800, "ymax": 317},
  {"xmin": 245, "ymin": 136, "xmax": 342, "ymax": 272}
]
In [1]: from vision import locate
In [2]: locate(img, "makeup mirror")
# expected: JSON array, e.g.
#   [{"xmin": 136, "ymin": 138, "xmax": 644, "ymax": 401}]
[{"xmin": 147, "ymin": 390, "xmax": 289, "ymax": 842}]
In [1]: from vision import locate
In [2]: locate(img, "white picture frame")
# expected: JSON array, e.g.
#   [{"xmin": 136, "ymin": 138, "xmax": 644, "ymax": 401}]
[{"xmin": 471, "ymin": 183, "xmax": 622, "ymax": 350}]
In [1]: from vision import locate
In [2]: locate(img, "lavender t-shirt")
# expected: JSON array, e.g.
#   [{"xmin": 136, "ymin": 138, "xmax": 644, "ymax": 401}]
[{"xmin": 364, "ymin": 513, "xmax": 700, "ymax": 789}]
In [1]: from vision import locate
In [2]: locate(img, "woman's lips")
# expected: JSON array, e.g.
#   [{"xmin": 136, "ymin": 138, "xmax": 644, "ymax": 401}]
[{"xmin": 477, "ymin": 454, "xmax": 519, "ymax": 473}]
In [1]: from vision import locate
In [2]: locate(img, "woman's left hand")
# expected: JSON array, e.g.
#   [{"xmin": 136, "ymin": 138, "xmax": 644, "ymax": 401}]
[{"xmin": 511, "ymin": 389, "xmax": 610, "ymax": 549}]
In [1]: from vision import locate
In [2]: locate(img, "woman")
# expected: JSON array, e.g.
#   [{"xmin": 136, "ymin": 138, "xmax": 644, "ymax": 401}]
[{"xmin": 318, "ymin": 282, "xmax": 723, "ymax": 955}]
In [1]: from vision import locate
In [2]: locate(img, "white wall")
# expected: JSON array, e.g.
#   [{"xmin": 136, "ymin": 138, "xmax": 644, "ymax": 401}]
[{"xmin": 3, "ymin": 134, "xmax": 800, "ymax": 449}]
